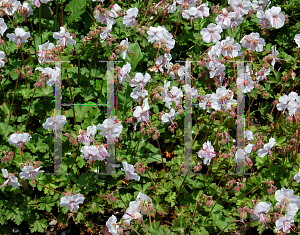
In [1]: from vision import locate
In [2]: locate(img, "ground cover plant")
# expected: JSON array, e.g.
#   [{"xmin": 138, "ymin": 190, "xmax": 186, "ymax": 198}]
[{"xmin": 1, "ymin": 0, "xmax": 300, "ymax": 234}]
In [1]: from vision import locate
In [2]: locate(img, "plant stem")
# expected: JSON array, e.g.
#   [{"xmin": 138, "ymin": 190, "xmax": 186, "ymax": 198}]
[
  {"xmin": 204, "ymin": 185, "xmax": 226, "ymax": 222},
  {"xmin": 156, "ymin": 139, "xmax": 166, "ymax": 173},
  {"xmin": 145, "ymin": 168, "xmax": 157, "ymax": 194},
  {"xmin": 127, "ymin": 224, "xmax": 141, "ymax": 235},
  {"xmin": 188, "ymin": 195, "xmax": 205, "ymax": 234},
  {"xmin": 217, "ymin": 220, "xmax": 245, "ymax": 235},
  {"xmin": 61, "ymin": 0, "xmax": 64, "ymax": 25},
  {"xmin": 174, "ymin": 173, "xmax": 188, "ymax": 202},
  {"xmin": 141, "ymin": 220, "xmax": 149, "ymax": 234},
  {"xmin": 234, "ymin": 182, "xmax": 264, "ymax": 202},
  {"xmin": 117, "ymin": 189, "xmax": 128, "ymax": 208},
  {"xmin": 141, "ymin": 0, "xmax": 152, "ymax": 26},
  {"xmin": 148, "ymin": 0, "xmax": 174, "ymax": 27},
  {"xmin": 34, "ymin": 181, "xmax": 63, "ymax": 194},
  {"xmin": 66, "ymin": 74, "xmax": 76, "ymax": 125},
  {"xmin": 293, "ymin": 126, "xmax": 300, "ymax": 166},
  {"xmin": 25, "ymin": 87, "xmax": 37, "ymax": 131},
  {"xmin": 8, "ymin": 72, "xmax": 21, "ymax": 126}
]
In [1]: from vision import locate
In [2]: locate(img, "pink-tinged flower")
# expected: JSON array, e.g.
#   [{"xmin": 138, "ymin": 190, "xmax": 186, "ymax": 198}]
[
  {"xmin": 210, "ymin": 87, "xmax": 236, "ymax": 111},
  {"xmin": 60, "ymin": 193, "xmax": 85, "ymax": 213},
  {"xmin": 121, "ymin": 162, "xmax": 140, "ymax": 181},
  {"xmin": 230, "ymin": 0, "xmax": 251, "ymax": 17},
  {"xmin": 136, "ymin": 192, "xmax": 153, "ymax": 215},
  {"xmin": 164, "ymin": 86, "xmax": 183, "ymax": 109},
  {"xmin": 19, "ymin": 2, "xmax": 33, "ymax": 21},
  {"xmin": 1, "ymin": 0, "xmax": 21, "ymax": 15},
  {"xmin": 8, "ymin": 133, "xmax": 31, "ymax": 152},
  {"xmin": 156, "ymin": 29, "xmax": 175, "ymax": 50},
  {"xmin": 240, "ymin": 32, "xmax": 265, "ymax": 52},
  {"xmin": 295, "ymin": 34, "xmax": 300, "ymax": 48},
  {"xmin": 0, "ymin": 51, "xmax": 6, "ymax": 67},
  {"xmin": 129, "ymin": 72, "xmax": 151, "ymax": 90},
  {"xmin": 156, "ymin": 53, "xmax": 172, "ymax": 73},
  {"xmin": 122, "ymin": 201, "xmax": 140, "ymax": 225},
  {"xmin": 97, "ymin": 119, "xmax": 123, "ymax": 144},
  {"xmin": 257, "ymin": 137, "xmax": 276, "ymax": 158},
  {"xmin": 275, "ymin": 187, "xmax": 300, "ymax": 208},
  {"xmin": 251, "ymin": 0, "xmax": 268, "ymax": 12},
  {"xmin": 198, "ymin": 94, "xmax": 212, "ymax": 111},
  {"xmin": 257, "ymin": 10, "xmax": 272, "ymax": 29},
  {"xmin": 123, "ymin": 7, "xmax": 138, "ymax": 27},
  {"xmin": 133, "ymin": 98, "xmax": 150, "ymax": 123},
  {"xmin": 29, "ymin": 0, "xmax": 53, "ymax": 8},
  {"xmin": 215, "ymin": 8, "xmax": 235, "ymax": 29},
  {"xmin": 53, "ymin": 26, "xmax": 76, "ymax": 47},
  {"xmin": 265, "ymin": 6, "xmax": 285, "ymax": 29},
  {"xmin": 130, "ymin": 87, "xmax": 148, "ymax": 103},
  {"xmin": 270, "ymin": 46, "xmax": 283, "ymax": 68},
  {"xmin": 37, "ymin": 41, "xmax": 55, "ymax": 64},
  {"xmin": 183, "ymin": 84, "xmax": 199, "ymax": 99},
  {"xmin": 182, "ymin": 7, "xmax": 203, "ymax": 24},
  {"xmin": 0, "ymin": 169, "xmax": 20, "ymax": 189},
  {"xmin": 77, "ymin": 124, "xmax": 97, "ymax": 146},
  {"xmin": 36, "ymin": 66, "xmax": 60, "ymax": 86},
  {"xmin": 80, "ymin": 145, "xmax": 107, "ymax": 164},
  {"xmin": 200, "ymin": 23, "xmax": 223, "ymax": 43},
  {"xmin": 118, "ymin": 62, "xmax": 131, "ymax": 84},
  {"xmin": 161, "ymin": 108, "xmax": 178, "ymax": 125},
  {"xmin": 106, "ymin": 215, "xmax": 119, "ymax": 235},
  {"xmin": 19, "ymin": 166, "xmax": 44, "ymax": 180},
  {"xmin": 216, "ymin": 36, "xmax": 241, "ymax": 58},
  {"xmin": 251, "ymin": 202, "xmax": 271, "ymax": 227},
  {"xmin": 236, "ymin": 65, "xmax": 254, "ymax": 93},
  {"xmin": 6, "ymin": 27, "xmax": 30, "ymax": 48},
  {"xmin": 275, "ymin": 214, "xmax": 295, "ymax": 234},
  {"xmin": 120, "ymin": 38, "xmax": 129, "ymax": 59},
  {"xmin": 294, "ymin": 169, "xmax": 300, "ymax": 183},
  {"xmin": 255, "ymin": 67, "xmax": 270, "ymax": 82},
  {"xmin": 198, "ymin": 141, "xmax": 216, "ymax": 165},
  {"xmin": 198, "ymin": 3, "xmax": 209, "ymax": 17},
  {"xmin": 0, "ymin": 18, "xmax": 7, "ymax": 36},
  {"xmin": 109, "ymin": 4, "xmax": 122, "ymax": 18},
  {"xmin": 100, "ymin": 24, "xmax": 113, "ymax": 42},
  {"xmin": 147, "ymin": 26, "xmax": 166, "ymax": 43},
  {"xmin": 42, "ymin": 115, "xmax": 67, "ymax": 133}
]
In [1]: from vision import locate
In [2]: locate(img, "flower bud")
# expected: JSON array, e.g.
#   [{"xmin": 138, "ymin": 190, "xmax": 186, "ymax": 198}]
[
  {"xmin": 134, "ymin": 212, "xmax": 143, "ymax": 224},
  {"xmin": 267, "ymin": 188, "xmax": 273, "ymax": 194},
  {"xmin": 234, "ymin": 186, "xmax": 240, "ymax": 192},
  {"xmin": 264, "ymin": 63, "xmax": 270, "ymax": 69},
  {"xmin": 1, "ymin": 157, "xmax": 5, "ymax": 163},
  {"xmin": 240, "ymin": 211, "xmax": 247, "ymax": 220},
  {"xmin": 117, "ymin": 227, "xmax": 123, "ymax": 235},
  {"xmin": 112, "ymin": 196, "xmax": 117, "ymax": 202}
]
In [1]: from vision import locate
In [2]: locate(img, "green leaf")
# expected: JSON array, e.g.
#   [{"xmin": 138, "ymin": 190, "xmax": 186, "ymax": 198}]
[
  {"xmin": 165, "ymin": 191, "xmax": 176, "ymax": 207},
  {"xmin": 30, "ymin": 218, "xmax": 48, "ymax": 233},
  {"xmin": 276, "ymin": 136, "xmax": 286, "ymax": 146},
  {"xmin": 65, "ymin": 0, "xmax": 87, "ymax": 24},
  {"xmin": 0, "ymin": 123, "xmax": 14, "ymax": 140},
  {"xmin": 124, "ymin": 42, "xmax": 143, "ymax": 71}
]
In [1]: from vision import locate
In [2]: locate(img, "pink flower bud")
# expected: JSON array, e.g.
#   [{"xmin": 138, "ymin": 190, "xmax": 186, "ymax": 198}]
[
  {"xmin": 234, "ymin": 186, "xmax": 240, "ymax": 192},
  {"xmin": 267, "ymin": 188, "xmax": 273, "ymax": 194},
  {"xmin": 240, "ymin": 211, "xmax": 247, "ymax": 220},
  {"xmin": 112, "ymin": 196, "xmax": 117, "ymax": 202}
]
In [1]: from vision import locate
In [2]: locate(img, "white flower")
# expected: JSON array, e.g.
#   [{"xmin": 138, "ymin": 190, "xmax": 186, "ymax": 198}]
[
  {"xmin": 35, "ymin": 66, "xmax": 60, "ymax": 86},
  {"xmin": 80, "ymin": 145, "xmax": 107, "ymax": 163},
  {"xmin": 133, "ymin": 98, "xmax": 150, "ymax": 123},
  {"xmin": 7, "ymin": 27, "xmax": 30, "ymax": 48},
  {"xmin": 20, "ymin": 2, "xmax": 33, "ymax": 20},
  {"xmin": 183, "ymin": 84, "xmax": 199, "ymax": 99},
  {"xmin": 156, "ymin": 53, "xmax": 172, "ymax": 73},
  {"xmin": 42, "ymin": 115, "xmax": 67, "ymax": 132},
  {"xmin": 255, "ymin": 67, "xmax": 270, "ymax": 82},
  {"xmin": 161, "ymin": 108, "xmax": 178, "ymax": 125},
  {"xmin": 29, "ymin": 0, "xmax": 53, "ymax": 8},
  {"xmin": 198, "ymin": 94, "xmax": 212, "ymax": 111},
  {"xmin": 287, "ymin": 95, "xmax": 300, "ymax": 116},
  {"xmin": 210, "ymin": 87, "xmax": 236, "ymax": 111},
  {"xmin": 109, "ymin": 4, "xmax": 122, "ymax": 18},
  {"xmin": 198, "ymin": 141, "xmax": 216, "ymax": 165},
  {"xmin": 8, "ymin": 133, "xmax": 31, "ymax": 148},
  {"xmin": 100, "ymin": 24, "xmax": 113, "ymax": 42},
  {"xmin": 198, "ymin": 3, "xmax": 209, "ymax": 17},
  {"xmin": 216, "ymin": 36, "xmax": 241, "ymax": 58},
  {"xmin": 37, "ymin": 41, "xmax": 55, "ymax": 64},
  {"xmin": 251, "ymin": 202, "xmax": 271, "ymax": 226},
  {"xmin": 136, "ymin": 192, "xmax": 153, "ymax": 214},
  {"xmin": 106, "ymin": 215, "xmax": 119, "ymax": 235},
  {"xmin": 240, "ymin": 32, "xmax": 266, "ymax": 52},
  {"xmin": 275, "ymin": 214, "xmax": 294, "ymax": 234},
  {"xmin": 236, "ymin": 65, "xmax": 254, "ymax": 93},
  {"xmin": 129, "ymin": 72, "xmax": 151, "ymax": 90},
  {"xmin": 265, "ymin": 6, "xmax": 285, "ymax": 29},
  {"xmin": 295, "ymin": 34, "xmax": 300, "ymax": 48},
  {"xmin": 130, "ymin": 87, "xmax": 148, "ymax": 102},
  {"xmin": 0, "ymin": 18, "xmax": 7, "ymax": 36},
  {"xmin": 118, "ymin": 62, "xmax": 131, "ymax": 84},
  {"xmin": 0, "ymin": 51, "xmax": 6, "ymax": 67},
  {"xmin": 251, "ymin": 0, "xmax": 268, "ymax": 12},
  {"xmin": 121, "ymin": 162, "xmax": 140, "ymax": 181},
  {"xmin": 275, "ymin": 187, "xmax": 300, "ymax": 209},
  {"xmin": 122, "ymin": 201, "xmax": 140, "ymax": 225},
  {"xmin": 60, "ymin": 193, "xmax": 85, "ymax": 213},
  {"xmin": 257, "ymin": 137, "xmax": 276, "ymax": 158},
  {"xmin": 19, "ymin": 166, "xmax": 44, "ymax": 180},
  {"xmin": 294, "ymin": 169, "xmax": 300, "ymax": 183},
  {"xmin": 1, "ymin": 0, "xmax": 20, "ymax": 15},
  {"xmin": 200, "ymin": 23, "xmax": 223, "ymax": 43},
  {"xmin": 123, "ymin": 7, "xmax": 138, "ymax": 27},
  {"xmin": 53, "ymin": 27, "xmax": 76, "ymax": 46},
  {"xmin": 230, "ymin": 0, "xmax": 251, "ymax": 17},
  {"xmin": 244, "ymin": 130, "xmax": 254, "ymax": 141},
  {"xmin": 276, "ymin": 92, "xmax": 298, "ymax": 112},
  {"xmin": 120, "ymin": 38, "xmax": 129, "ymax": 59},
  {"xmin": 97, "ymin": 119, "xmax": 123, "ymax": 143},
  {"xmin": 257, "ymin": 10, "xmax": 272, "ymax": 29},
  {"xmin": 215, "ymin": 8, "xmax": 235, "ymax": 29},
  {"xmin": 182, "ymin": 6, "xmax": 203, "ymax": 23},
  {"xmin": 147, "ymin": 26, "xmax": 166, "ymax": 43},
  {"xmin": 0, "ymin": 169, "xmax": 20, "ymax": 189}
]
